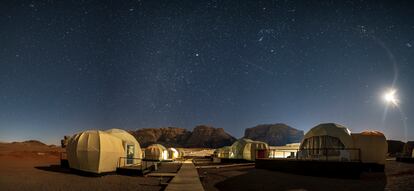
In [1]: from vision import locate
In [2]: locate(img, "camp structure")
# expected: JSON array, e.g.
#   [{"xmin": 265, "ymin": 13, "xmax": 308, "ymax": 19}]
[
  {"xmin": 176, "ymin": 148, "xmax": 185, "ymax": 158},
  {"xmin": 269, "ymin": 143, "xmax": 300, "ymax": 158},
  {"xmin": 144, "ymin": 144, "xmax": 168, "ymax": 161},
  {"xmin": 351, "ymin": 131, "xmax": 387, "ymax": 168},
  {"xmin": 298, "ymin": 123, "xmax": 356, "ymax": 161},
  {"xmin": 167, "ymin": 147, "xmax": 179, "ymax": 160},
  {"xmin": 229, "ymin": 138, "xmax": 269, "ymax": 161},
  {"xmin": 403, "ymin": 141, "xmax": 414, "ymax": 157},
  {"xmin": 66, "ymin": 130, "xmax": 125, "ymax": 174},
  {"xmin": 105, "ymin": 128, "xmax": 143, "ymax": 166},
  {"xmin": 299, "ymin": 123, "xmax": 388, "ymax": 167},
  {"xmin": 214, "ymin": 146, "xmax": 232, "ymax": 159}
]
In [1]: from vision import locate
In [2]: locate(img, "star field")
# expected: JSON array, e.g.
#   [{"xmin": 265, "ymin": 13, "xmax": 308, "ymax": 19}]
[{"xmin": 1, "ymin": 0, "xmax": 414, "ymax": 144}]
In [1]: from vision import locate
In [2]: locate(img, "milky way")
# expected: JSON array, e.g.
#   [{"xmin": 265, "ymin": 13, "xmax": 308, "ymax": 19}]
[{"xmin": 1, "ymin": 0, "xmax": 413, "ymax": 144}]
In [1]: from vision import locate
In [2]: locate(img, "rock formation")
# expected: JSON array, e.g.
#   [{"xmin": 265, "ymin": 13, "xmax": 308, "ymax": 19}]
[{"xmin": 244, "ymin": 123, "xmax": 304, "ymax": 146}]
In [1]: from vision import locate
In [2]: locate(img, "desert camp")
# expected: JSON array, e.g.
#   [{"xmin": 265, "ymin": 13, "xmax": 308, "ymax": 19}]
[{"xmin": 2, "ymin": 1, "xmax": 414, "ymax": 190}]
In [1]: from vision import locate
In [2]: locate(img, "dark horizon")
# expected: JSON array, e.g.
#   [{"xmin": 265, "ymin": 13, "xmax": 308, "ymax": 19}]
[{"xmin": 1, "ymin": 0, "xmax": 413, "ymax": 144}]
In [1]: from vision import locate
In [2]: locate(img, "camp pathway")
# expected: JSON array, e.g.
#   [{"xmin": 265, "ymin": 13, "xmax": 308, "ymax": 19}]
[{"xmin": 165, "ymin": 159, "xmax": 204, "ymax": 191}]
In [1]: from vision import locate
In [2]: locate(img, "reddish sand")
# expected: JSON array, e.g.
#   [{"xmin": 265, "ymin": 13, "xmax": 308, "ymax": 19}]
[
  {"xmin": 0, "ymin": 142, "xmax": 166, "ymax": 191},
  {"xmin": 196, "ymin": 159, "xmax": 414, "ymax": 191}
]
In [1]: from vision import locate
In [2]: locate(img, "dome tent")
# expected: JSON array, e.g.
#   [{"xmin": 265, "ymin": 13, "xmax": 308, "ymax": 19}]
[
  {"xmin": 299, "ymin": 123, "xmax": 354, "ymax": 160},
  {"xmin": 66, "ymin": 130, "xmax": 124, "ymax": 174},
  {"xmin": 176, "ymin": 148, "xmax": 185, "ymax": 158},
  {"xmin": 105, "ymin": 128, "xmax": 143, "ymax": 165},
  {"xmin": 144, "ymin": 144, "xmax": 168, "ymax": 161},
  {"xmin": 167, "ymin": 147, "xmax": 179, "ymax": 160},
  {"xmin": 215, "ymin": 146, "xmax": 232, "ymax": 159},
  {"xmin": 230, "ymin": 138, "xmax": 269, "ymax": 161},
  {"xmin": 301, "ymin": 123, "xmax": 354, "ymax": 149},
  {"xmin": 351, "ymin": 131, "xmax": 387, "ymax": 165}
]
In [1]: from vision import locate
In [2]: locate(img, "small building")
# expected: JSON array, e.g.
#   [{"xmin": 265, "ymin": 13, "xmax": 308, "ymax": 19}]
[
  {"xmin": 230, "ymin": 138, "xmax": 269, "ymax": 161},
  {"xmin": 144, "ymin": 144, "xmax": 168, "ymax": 161},
  {"xmin": 269, "ymin": 143, "xmax": 300, "ymax": 158}
]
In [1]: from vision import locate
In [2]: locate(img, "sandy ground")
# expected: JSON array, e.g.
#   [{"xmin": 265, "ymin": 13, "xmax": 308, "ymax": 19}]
[
  {"xmin": 196, "ymin": 159, "xmax": 414, "ymax": 191},
  {"xmin": 0, "ymin": 142, "xmax": 167, "ymax": 191}
]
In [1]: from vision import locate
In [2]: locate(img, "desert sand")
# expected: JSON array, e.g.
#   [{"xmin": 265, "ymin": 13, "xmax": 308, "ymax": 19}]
[
  {"xmin": 195, "ymin": 158, "xmax": 414, "ymax": 191},
  {"xmin": 2, "ymin": 141, "xmax": 414, "ymax": 191},
  {"xmin": 0, "ymin": 141, "xmax": 170, "ymax": 191}
]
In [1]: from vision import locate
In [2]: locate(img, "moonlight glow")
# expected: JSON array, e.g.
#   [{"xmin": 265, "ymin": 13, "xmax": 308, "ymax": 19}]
[{"xmin": 383, "ymin": 89, "xmax": 399, "ymax": 106}]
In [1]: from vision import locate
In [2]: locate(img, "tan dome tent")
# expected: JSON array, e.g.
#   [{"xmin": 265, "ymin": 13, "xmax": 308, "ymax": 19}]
[
  {"xmin": 176, "ymin": 148, "xmax": 185, "ymax": 158},
  {"xmin": 299, "ymin": 123, "xmax": 354, "ymax": 160},
  {"xmin": 230, "ymin": 138, "xmax": 269, "ymax": 161},
  {"xmin": 167, "ymin": 147, "xmax": 179, "ymax": 160},
  {"xmin": 351, "ymin": 131, "xmax": 387, "ymax": 165},
  {"xmin": 105, "ymin": 128, "xmax": 143, "ymax": 166},
  {"xmin": 216, "ymin": 146, "xmax": 232, "ymax": 159},
  {"xmin": 144, "ymin": 144, "xmax": 168, "ymax": 161},
  {"xmin": 66, "ymin": 130, "xmax": 124, "ymax": 174}
]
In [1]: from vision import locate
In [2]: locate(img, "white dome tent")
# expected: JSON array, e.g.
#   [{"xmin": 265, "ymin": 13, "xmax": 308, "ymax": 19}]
[
  {"xmin": 66, "ymin": 130, "xmax": 124, "ymax": 174},
  {"xmin": 167, "ymin": 147, "xmax": 179, "ymax": 160},
  {"xmin": 144, "ymin": 144, "xmax": 168, "ymax": 161},
  {"xmin": 230, "ymin": 138, "xmax": 269, "ymax": 161},
  {"xmin": 299, "ymin": 123, "xmax": 355, "ymax": 161},
  {"xmin": 105, "ymin": 128, "xmax": 143, "ymax": 166}
]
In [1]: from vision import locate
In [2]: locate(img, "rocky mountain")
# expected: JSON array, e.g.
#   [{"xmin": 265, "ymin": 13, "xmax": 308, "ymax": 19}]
[
  {"xmin": 244, "ymin": 123, "xmax": 304, "ymax": 146},
  {"xmin": 130, "ymin": 125, "xmax": 236, "ymax": 148},
  {"xmin": 186, "ymin": 125, "xmax": 236, "ymax": 148}
]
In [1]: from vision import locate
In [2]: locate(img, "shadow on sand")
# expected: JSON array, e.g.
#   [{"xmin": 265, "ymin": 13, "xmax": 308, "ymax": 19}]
[
  {"xmin": 215, "ymin": 168, "xmax": 387, "ymax": 191},
  {"xmin": 35, "ymin": 165, "xmax": 114, "ymax": 177}
]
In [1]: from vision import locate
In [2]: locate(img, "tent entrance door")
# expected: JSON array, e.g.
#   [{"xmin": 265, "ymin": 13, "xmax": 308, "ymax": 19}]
[{"xmin": 126, "ymin": 145, "xmax": 134, "ymax": 165}]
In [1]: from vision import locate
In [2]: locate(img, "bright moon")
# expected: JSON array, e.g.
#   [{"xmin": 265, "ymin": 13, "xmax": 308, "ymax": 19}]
[{"xmin": 383, "ymin": 89, "xmax": 399, "ymax": 106}]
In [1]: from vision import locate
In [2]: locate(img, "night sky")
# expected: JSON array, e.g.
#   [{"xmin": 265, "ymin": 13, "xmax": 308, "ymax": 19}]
[{"xmin": 1, "ymin": 0, "xmax": 413, "ymax": 144}]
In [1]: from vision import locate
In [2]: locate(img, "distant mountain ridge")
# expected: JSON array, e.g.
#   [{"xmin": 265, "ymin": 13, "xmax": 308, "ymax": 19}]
[
  {"xmin": 129, "ymin": 125, "xmax": 236, "ymax": 148},
  {"xmin": 244, "ymin": 123, "xmax": 304, "ymax": 146}
]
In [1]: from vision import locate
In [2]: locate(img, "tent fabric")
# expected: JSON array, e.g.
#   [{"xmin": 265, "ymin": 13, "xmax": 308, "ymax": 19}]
[
  {"xmin": 66, "ymin": 130, "xmax": 124, "ymax": 174},
  {"xmin": 215, "ymin": 146, "xmax": 232, "ymax": 159},
  {"xmin": 176, "ymin": 148, "xmax": 185, "ymax": 158},
  {"xmin": 352, "ymin": 131, "xmax": 388, "ymax": 164},
  {"xmin": 301, "ymin": 123, "xmax": 354, "ymax": 149},
  {"xmin": 105, "ymin": 128, "xmax": 143, "ymax": 165},
  {"xmin": 230, "ymin": 138, "xmax": 269, "ymax": 161},
  {"xmin": 167, "ymin": 147, "xmax": 179, "ymax": 160},
  {"xmin": 144, "ymin": 144, "xmax": 168, "ymax": 161}
]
